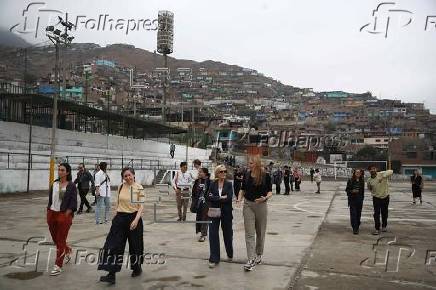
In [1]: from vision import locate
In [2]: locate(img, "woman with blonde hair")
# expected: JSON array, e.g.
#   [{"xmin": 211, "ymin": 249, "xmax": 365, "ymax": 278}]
[
  {"xmin": 236, "ymin": 156, "xmax": 272, "ymax": 271},
  {"xmin": 206, "ymin": 164, "xmax": 234, "ymax": 268}
]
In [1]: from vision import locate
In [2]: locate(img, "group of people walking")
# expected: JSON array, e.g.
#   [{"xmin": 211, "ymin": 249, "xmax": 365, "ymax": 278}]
[
  {"xmin": 270, "ymin": 166, "xmax": 322, "ymax": 194},
  {"xmin": 45, "ymin": 156, "xmax": 425, "ymax": 283}
]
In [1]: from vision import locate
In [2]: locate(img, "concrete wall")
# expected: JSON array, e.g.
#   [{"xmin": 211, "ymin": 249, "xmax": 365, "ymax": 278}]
[{"xmin": 0, "ymin": 121, "xmax": 212, "ymax": 193}]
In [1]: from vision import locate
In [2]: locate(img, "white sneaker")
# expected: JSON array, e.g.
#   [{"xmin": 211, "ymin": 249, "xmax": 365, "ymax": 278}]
[
  {"xmin": 243, "ymin": 259, "xmax": 256, "ymax": 271},
  {"xmin": 254, "ymin": 255, "xmax": 263, "ymax": 265},
  {"xmin": 50, "ymin": 265, "xmax": 63, "ymax": 276},
  {"xmin": 208, "ymin": 262, "xmax": 218, "ymax": 268}
]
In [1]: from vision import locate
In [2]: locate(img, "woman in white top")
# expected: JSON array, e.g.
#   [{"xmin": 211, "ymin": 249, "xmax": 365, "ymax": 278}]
[
  {"xmin": 46, "ymin": 162, "xmax": 77, "ymax": 276},
  {"xmin": 94, "ymin": 161, "xmax": 111, "ymax": 224}
]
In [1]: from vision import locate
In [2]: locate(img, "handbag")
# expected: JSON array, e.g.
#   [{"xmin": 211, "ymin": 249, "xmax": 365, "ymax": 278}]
[{"xmin": 207, "ymin": 207, "xmax": 221, "ymax": 218}]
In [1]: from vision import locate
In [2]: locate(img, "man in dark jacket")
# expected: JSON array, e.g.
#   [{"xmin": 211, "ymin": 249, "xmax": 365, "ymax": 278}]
[
  {"xmin": 273, "ymin": 167, "xmax": 283, "ymax": 195},
  {"xmin": 74, "ymin": 163, "xmax": 95, "ymax": 214},
  {"xmin": 283, "ymin": 166, "xmax": 291, "ymax": 195}
]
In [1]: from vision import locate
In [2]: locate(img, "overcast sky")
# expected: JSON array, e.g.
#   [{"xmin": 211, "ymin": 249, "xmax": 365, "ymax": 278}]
[{"xmin": 1, "ymin": 0, "xmax": 435, "ymax": 112}]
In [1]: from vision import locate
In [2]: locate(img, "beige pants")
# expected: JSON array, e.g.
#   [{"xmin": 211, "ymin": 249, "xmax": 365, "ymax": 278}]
[
  {"xmin": 176, "ymin": 189, "xmax": 189, "ymax": 220},
  {"xmin": 243, "ymin": 200, "xmax": 268, "ymax": 260}
]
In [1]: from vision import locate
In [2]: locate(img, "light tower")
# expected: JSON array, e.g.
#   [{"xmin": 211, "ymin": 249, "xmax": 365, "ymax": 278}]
[{"xmin": 157, "ymin": 10, "xmax": 174, "ymax": 122}]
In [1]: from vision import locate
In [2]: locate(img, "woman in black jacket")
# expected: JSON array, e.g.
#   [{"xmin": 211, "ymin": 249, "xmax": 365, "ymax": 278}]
[
  {"xmin": 346, "ymin": 169, "xmax": 365, "ymax": 235},
  {"xmin": 207, "ymin": 164, "xmax": 234, "ymax": 268},
  {"xmin": 191, "ymin": 168, "xmax": 211, "ymax": 242},
  {"xmin": 46, "ymin": 162, "xmax": 78, "ymax": 276},
  {"xmin": 410, "ymin": 169, "xmax": 423, "ymax": 205}
]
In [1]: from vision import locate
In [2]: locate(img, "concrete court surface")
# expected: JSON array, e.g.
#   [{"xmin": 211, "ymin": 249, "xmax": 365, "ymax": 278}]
[{"xmin": 0, "ymin": 180, "xmax": 434, "ymax": 290}]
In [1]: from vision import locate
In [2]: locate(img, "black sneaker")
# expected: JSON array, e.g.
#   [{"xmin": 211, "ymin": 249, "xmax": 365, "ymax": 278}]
[
  {"xmin": 372, "ymin": 230, "xmax": 380, "ymax": 235},
  {"xmin": 131, "ymin": 268, "xmax": 142, "ymax": 277},
  {"xmin": 86, "ymin": 207, "xmax": 92, "ymax": 213},
  {"xmin": 100, "ymin": 273, "xmax": 115, "ymax": 284},
  {"xmin": 243, "ymin": 259, "xmax": 256, "ymax": 271},
  {"xmin": 353, "ymin": 229, "xmax": 359, "ymax": 235},
  {"xmin": 77, "ymin": 210, "xmax": 83, "ymax": 215}
]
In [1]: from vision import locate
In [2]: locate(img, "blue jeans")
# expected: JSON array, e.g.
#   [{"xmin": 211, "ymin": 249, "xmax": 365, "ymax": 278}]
[{"xmin": 96, "ymin": 196, "xmax": 111, "ymax": 224}]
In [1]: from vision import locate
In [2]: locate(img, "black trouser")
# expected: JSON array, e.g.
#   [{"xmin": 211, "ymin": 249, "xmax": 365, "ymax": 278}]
[
  {"xmin": 98, "ymin": 212, "xmax": 144, "ymax": 273},
  {"xmin": 275, "ymin": 182, "xmax": 281, "ymax": 195},
  {"xmin": 290, "ymin": 179, "xmax": 294, "ymax": 191},
  {"xmin": 372, "ymin": 196, "xmax": 389, "ymax": 230},
  {"xmin": 295, "ymin": 179, "xmax": 301, "ymax": 191},
  {"xmin": 170, "ymin": 151, "xmax": 174, "ymax": 158},
  {"xmin": 209, "ymin": 213, "xmax": 233, "ymax": 263},
  {"xmin": 233, "ymin": 182, "xmax": 242, "ymax": 199},
  {"xmin": 349, "ymin": 196, "xmax": 363, "ymax": 231},
  {"xmin": 196, "ymin": 203, "xmax": 208, "ymax": 236},
  {"xmin": 284, "ymin": 177, "xmax": 290, "ymax": 194},
  {"xmin": 78, "ymin": 187, "xmax": 91, "ymax": 211}
]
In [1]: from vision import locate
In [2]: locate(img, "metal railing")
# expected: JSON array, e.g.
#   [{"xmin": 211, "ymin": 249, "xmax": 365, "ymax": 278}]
[{"xmin": 0, "ymin": 151, "xmax": 212, "ymax": 171}]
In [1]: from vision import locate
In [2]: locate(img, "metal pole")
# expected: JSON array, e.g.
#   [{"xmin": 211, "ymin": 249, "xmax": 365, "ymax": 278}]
[
  {"xmin": 85, "ymin": 71, "xmax": 89, "ymax": 103},
  {"xmin": 49, "ymin": 42, "xmax": 59, "ymax": 186},
  {"xmin": 162, "ymin": 54, "xmax": 168, "ymax": 122},
  {"xmin": 25, "ymin": 48, "xmax": 33, "ymax": 193},
  {"xmin": 107, "ymin": 90, "xmax": 109, "ymax": 149}
]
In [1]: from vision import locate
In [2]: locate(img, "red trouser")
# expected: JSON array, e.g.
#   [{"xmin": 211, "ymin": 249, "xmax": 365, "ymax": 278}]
[{"xmin": 47, "ymin": 209, "xmax": 73, "ymax": 267}]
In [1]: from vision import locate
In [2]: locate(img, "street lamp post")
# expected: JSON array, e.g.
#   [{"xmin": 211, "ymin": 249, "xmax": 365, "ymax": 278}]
[{"xmin": 46, "ymin": 16, "xmax": 75, "ymax": 186}]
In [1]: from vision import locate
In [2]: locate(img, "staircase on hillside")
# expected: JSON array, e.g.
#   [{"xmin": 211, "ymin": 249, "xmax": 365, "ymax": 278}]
[{"xmin": 154, "ymin": 169, "xmax": 167, "ymax": 185}]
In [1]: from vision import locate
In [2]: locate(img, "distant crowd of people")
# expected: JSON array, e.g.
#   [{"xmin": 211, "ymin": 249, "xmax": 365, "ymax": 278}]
[{"xmin": 45, "ymin": 156, "xmax": 424, "ymax": 283}]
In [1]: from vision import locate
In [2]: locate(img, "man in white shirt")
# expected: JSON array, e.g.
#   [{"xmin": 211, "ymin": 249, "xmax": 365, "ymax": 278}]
[
  {"xmin": 172, "ymin": 161, "xmax": 194, "ymax": 221},
  {"xmin": 94, "ymin": 162, "xmax": 111, "ymax": 224}
]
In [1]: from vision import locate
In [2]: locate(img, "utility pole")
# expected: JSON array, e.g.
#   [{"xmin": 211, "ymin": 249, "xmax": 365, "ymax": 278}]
[{"xmin": 46, "ymin": 15, "xmax": 75, "ymax": 186}]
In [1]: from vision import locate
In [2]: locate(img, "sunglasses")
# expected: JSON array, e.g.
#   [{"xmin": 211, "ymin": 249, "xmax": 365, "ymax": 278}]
[{"xmin": 219, "ymin": 170, "xmax": 227, "ymax": 174}]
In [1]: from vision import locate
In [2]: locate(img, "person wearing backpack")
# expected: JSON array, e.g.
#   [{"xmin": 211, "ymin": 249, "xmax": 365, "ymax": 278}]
[
  {"xmin": 98, "ymin": 167, "xmax": 145, "ymax": 285},
  {"xmin": 94, "ymin": 162, "xmax": 111, "ymax": 224},
  {"xmin": 172, "ymin": 162, "xmax": 194, "ymax": 221},
  {"xmin": 74, "ymin": 163, "xmax": 94, "ymax": 214}
]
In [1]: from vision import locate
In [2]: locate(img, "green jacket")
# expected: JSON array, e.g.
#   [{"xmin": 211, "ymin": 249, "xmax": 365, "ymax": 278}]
[{"xmin": 367, "ymin": 170, "xmax": 393, "ymax": 199}]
